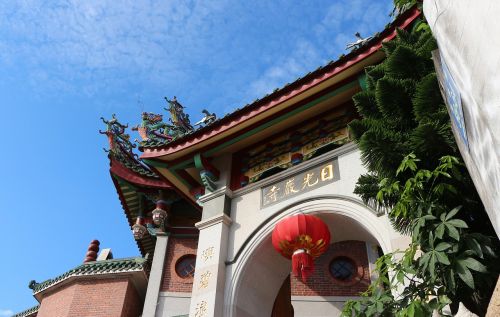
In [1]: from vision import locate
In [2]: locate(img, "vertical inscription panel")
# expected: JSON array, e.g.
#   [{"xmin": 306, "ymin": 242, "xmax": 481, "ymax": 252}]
[{"xmin": 261, "ymin": 159, "xmax": 339, "ymax": 207}]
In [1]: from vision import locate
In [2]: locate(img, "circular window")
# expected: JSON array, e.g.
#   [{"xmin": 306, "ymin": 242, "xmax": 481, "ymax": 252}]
[
  {"xmin": 175, "ymin": 255, "xmax": 196, "ymax": 278},
  {"xmin": 329, "ymin": 257, "xmax": 356, "ymax": 281}
]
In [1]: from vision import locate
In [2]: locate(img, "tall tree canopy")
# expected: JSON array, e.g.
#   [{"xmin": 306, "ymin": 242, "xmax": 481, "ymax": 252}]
[{"xmin": 344, "ymin": 22, "xmax": 498, "ymax": 316}]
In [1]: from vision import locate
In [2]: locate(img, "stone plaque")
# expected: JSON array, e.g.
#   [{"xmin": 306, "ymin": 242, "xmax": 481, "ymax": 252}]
[{"xmin": 261, "ymin": 159, "xmax": 339, "ymax": 207}]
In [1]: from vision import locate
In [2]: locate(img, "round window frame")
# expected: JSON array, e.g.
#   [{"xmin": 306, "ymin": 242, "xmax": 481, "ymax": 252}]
[
  {"xmin": 175, "ymin": 254, "xmax": 196, "ymax": 279},
  {"xmin": 328, "ymin": 256, "xmax": 363, "ymax": 285}
]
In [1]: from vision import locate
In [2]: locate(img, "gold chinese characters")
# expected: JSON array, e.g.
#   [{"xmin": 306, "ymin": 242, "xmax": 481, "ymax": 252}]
[
  {"xmin": 194, "ymin": 301, "xmax": 208, "ymax": 317},
  {"xmin": 262, "ymin": 163, "xmax": 335, "ymax": 206},
  {"xmin": 199, "ymin": 270, "xmax": 212, "ymax": 290},
  {"xmin": 201, "ymin": 246, "xmax": 214, "ymax": 262}
]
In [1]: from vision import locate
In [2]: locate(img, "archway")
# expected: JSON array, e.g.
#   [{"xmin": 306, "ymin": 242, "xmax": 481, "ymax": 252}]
[{"xmin": 225, "ymin": 196, "xmax": 394, "ymax": 317}]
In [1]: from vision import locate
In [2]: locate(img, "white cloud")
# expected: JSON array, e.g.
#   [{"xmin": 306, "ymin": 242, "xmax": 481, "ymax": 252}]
[
  {"xmin": 242, "ymin": 0, "xmax": 393, "ymax": 104},
  {"xmin": 0, "ymin": 309, "xmax": 14, "ymax": 316},
  {"xmin": 0, "ymin": 0, "xmax": 230, "ymax": 95}
]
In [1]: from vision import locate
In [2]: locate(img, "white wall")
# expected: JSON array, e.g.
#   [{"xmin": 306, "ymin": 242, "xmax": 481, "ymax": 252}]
[
  {"xmin": 157, "ymin": 292, "xmax": 191, "ymax": 317},
  {"xmin": 223, "ymin": 145, "xmax": 410, "ymax": 317},
  {"xmin": 424, "ymin": 0, "xmax": 500, "ymax": 237},
  {"xmin": 291, "ymin": 296, "xmax": 361, "ymax": 317}
]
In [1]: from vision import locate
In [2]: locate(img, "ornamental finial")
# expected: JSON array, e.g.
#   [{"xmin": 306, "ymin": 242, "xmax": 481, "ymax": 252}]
[{"xmin": 83, "ymin": 239, "xmax": 100, "ymax": 263}]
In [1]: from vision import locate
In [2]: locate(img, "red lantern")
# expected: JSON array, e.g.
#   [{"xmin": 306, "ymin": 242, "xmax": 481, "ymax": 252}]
[{"xmin": 272, "ymin": 214, "xmax": 330, "ymax": 281}]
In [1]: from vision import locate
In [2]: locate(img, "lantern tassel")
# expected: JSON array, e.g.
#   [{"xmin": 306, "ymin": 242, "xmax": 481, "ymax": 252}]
[{"xmin": 292, "ymin": 249, "xmax": 314, "ymax": 281}]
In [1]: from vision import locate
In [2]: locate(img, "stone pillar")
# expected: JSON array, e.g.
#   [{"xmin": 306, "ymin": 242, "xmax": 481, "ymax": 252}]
[
  {"xmin": 365, "ymin": 242, "xmax": 379, "ymax": 283},
  {"xmin": 188, "ymin": 187, "xmax": 232, "ymax": 317},
  {"xmin": 142, "ymin": 232, "xmax": 169, "ymax": 317}
]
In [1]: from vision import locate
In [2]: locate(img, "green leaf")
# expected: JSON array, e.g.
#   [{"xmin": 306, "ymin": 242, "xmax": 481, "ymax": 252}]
[
  {"xmin": 445, "ymin": 224, "xmax": 460, "ymax": 241},
  {"xmin": 435, "ymin": 223, "xmax": 445, "ymax": 239},
  {"xmin": 397, "ymin": 270, "xmax": 405, "ymax": 284},
  {"xmin": 446, "ymin": 268, "xmax": 456, "ymax": 292},
  {"xmin": 435, "ymin": 251, "xmax": 450, "ymax": 265},
  {"xmin": 414, "ymin": 303, "xmax": 426, "ymax": 317},
  {"xmin": 419, "ymin": 252, "xmax": 431, "ymax": 271},
  {"xmin": 439, "ymin": 212, "xmax": 446, "ymax": 222},
  {"xmin": 465, "ymin": 237, "xmax": 483, "ymax": 258},
  {"xmin": 407, "ymin": 302, "xmax": 415, "ymax": 317},
  {"xmin": 462, "ymin": 257, "xmax": 487, "ymax": 272},
  {"xmin": 447, "ymin": 219, "xmax": 468, "ymax": 228},
  {"xmin": 435, "ymin": 242, "xmax": 452, "ymax": 251},
  {"xmin": 482, "ymin": 244, "xmax": 496, "ymax": 257},
  {"xmin": 353, "ymin": 301, "xmax": 361, "ymax": 310},
  {"xmin": 429, "ymin": 253, "xmax": 437, "ymax": 278},
  {"xmin": 445, "ymin": 206, "xmax": 461, "ymax": 220},
  {"xmin": 456, "ymin": 261, "xmax": 474, "ymax": 288}
]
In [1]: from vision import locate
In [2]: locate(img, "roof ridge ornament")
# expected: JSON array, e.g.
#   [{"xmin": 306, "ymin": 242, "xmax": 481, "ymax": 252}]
[
  {"xmin": 194, "ymin": 109, "xmax": 217, "ymax": 127},
  {"xmin": 132, "ymin": 111, "xmax": 173, "ymax": 142},
  {"xmin": 164, "ymin": 96, "xmax": 194, "ymax": 136},
  {"xmin": 346, "ymin": 32, "xmax": 373, "ymax": 51},
  {"xmin": 99, "ymin": 114, "xmax": 136, "ymax": 156},
  {"xmin": 100, "ymin": 114, "xmax": 159, "ymax": 178}
]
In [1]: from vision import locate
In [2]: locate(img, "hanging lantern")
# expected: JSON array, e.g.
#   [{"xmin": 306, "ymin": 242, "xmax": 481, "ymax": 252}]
[
  {"xmin": 132, "ymin": 216, "xmax": 148, "ymax": 240},
  {"xmin": 152, "ymin": 200, "xmax": 169, "ymax": 227},
  {"xmin": 272, "ymin": 214, "xmax": 330, "ymax": 281}
]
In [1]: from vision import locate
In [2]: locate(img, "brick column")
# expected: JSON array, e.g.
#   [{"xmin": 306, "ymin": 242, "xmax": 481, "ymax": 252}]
[
  {"xmin": 142, "ymin": 232, "xmax": 169, "ymax": 317},
  {"xmin": 188, "ymin": 186, "xmax": 232, "ymax": 317}
]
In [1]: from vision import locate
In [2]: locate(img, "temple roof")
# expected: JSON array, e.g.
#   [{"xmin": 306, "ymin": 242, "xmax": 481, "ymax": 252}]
[
  {"xmin": 113, "ymin": 153, "xmax": 159, "ymax": 179},
  {"xmin": 12, "ymin": 305, "xmax": 39, "ymax": 317},
  {"xmin": 29, "ymin": 257, "xmax": 149, "ymax": 297},
  {"xmin": 100, "ymin": 6, "xmax": 420, "ymax": 256},
  {"xmin": 139, "ymin": 7, "xmax": 421, "ymax": 158}
]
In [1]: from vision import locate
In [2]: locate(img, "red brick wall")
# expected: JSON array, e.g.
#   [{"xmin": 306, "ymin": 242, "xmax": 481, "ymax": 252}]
[
  {"xmin": 291, "ymin": 240, "xmax": 371, "ymax": 296},
  {"xmin": 160, "ymin": 236, "xmax": 198, "ymax": 292},
  {"xmin": 37, "ymin": 283, "xmax": 75, "ymax": 317},
  {"xmin": 121, "ymin": 279, "xmax": 143, "ymax": 317},
  {"xmin": 37, "ymin": 277, "xmax": 143, "ymax": 317}
]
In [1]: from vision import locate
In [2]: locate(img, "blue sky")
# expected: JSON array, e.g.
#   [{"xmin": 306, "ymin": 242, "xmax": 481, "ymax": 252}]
[{"xmin": 0, "ymin": 0, "xmax": 393, "ymax": 313}]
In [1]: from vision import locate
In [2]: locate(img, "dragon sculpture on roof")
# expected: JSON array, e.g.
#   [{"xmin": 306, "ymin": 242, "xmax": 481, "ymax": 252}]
[
  {"xmin": 132, "ymin": 112, "xmax": 173, "ymax": 142},
  {"xmin": 132, "ymin": 96, "xmax": 217, "ymax": 145},
  {"xmin": 99, "ymin": 114, "xmax": 136, "ymax": 156}
]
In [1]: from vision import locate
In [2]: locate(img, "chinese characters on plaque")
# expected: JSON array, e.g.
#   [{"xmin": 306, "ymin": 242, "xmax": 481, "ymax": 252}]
[{"xmin": 261, "ymin": 160, "xmax": 339, "ymax": 207}]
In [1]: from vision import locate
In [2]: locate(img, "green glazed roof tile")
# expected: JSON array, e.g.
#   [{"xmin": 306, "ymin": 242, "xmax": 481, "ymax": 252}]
[
  {"xmin": 30, "ymin": 257, "xmax": 148, "ymax": 295},
  {"xmin": 12, "ymin": 305, "xmax": 39, "ymax": 317}
]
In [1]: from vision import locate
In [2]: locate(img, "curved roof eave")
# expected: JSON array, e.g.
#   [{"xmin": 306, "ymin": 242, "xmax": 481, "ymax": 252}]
[{"xmin": 110, "ymin": 158, "xmax": 172, "ymax": 189}]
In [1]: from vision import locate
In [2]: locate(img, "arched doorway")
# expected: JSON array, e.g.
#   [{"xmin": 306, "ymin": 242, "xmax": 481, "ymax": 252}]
[
  {"xmin": 271, "ymin": 275, "xmax": 294, "ymax": 317},
  {"xmin": 225, "ymin": 196, "xmax": 395, "ymax": 317}
]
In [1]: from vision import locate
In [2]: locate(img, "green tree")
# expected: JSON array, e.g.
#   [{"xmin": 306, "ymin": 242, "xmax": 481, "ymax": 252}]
[{"xmin": 343, "ymin": 22, "xmax": 498, "ymax": 315}]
